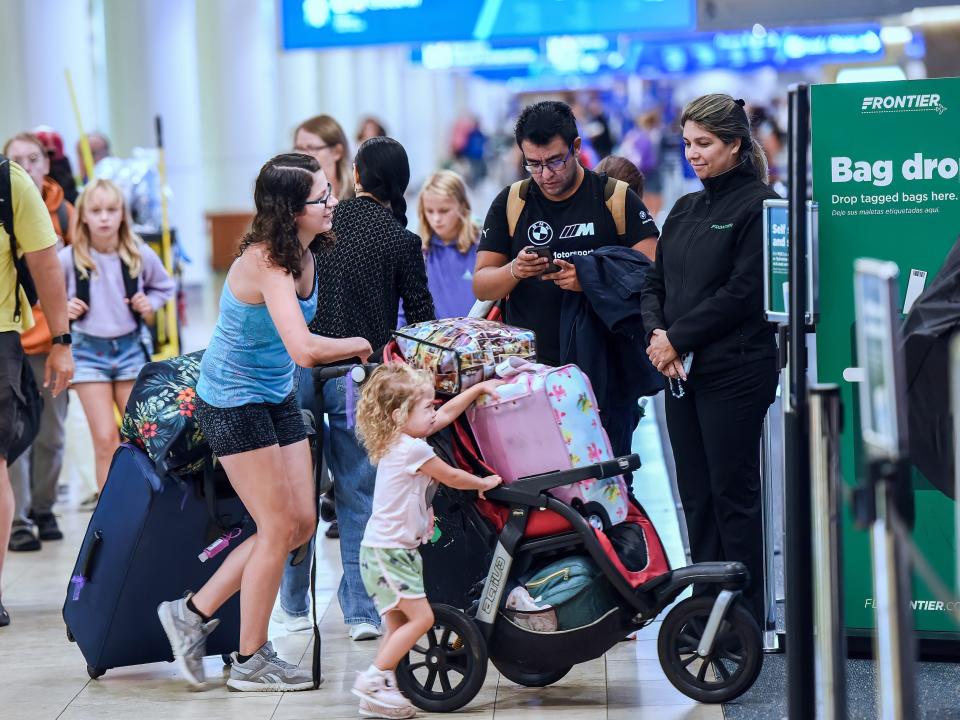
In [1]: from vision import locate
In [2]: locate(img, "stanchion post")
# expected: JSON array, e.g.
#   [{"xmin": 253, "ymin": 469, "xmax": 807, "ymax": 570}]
[
  {"xmin": 870, "ymin": 471, "xmax": 917, "ymax": 720},
  {"xmin": 852, "ymin": 259, "xmax": 917, "ymax": 720},
  {"xmin": 760, "ymin": 411, "xmax": 783, "ymax": 651},
  {"xmin": 785, "ymin": 82, "xmax": 816, "ymax": 717},
  {"xmin": 809, "ymin": 384, "xmax": 846, "ymax": 720},
  {"xmin": 951, "ymin": 332, "xmax": 960, "ymax": 599}
]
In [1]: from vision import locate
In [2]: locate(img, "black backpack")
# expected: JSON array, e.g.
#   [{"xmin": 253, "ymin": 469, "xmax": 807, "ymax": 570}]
[{"xmin": 0, "ymin": 154, "xmax": 39, "ymax": 324}]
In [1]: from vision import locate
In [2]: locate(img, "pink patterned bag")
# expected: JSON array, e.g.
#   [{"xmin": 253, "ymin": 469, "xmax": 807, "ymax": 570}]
[{"xmin": 466, "ymin": 362, "xmax": 630, "ymax": 528}]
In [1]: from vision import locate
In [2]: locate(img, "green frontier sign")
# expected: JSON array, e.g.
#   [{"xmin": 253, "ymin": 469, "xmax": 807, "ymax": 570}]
[{"xmin": 812, "ymin": 78, "xmax": 959, "ymax": 640}]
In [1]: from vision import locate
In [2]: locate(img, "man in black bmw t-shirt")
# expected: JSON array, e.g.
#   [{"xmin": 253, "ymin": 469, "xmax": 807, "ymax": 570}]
[{"xmin": 474, "ymin": 100, "xmax": 659, "ymax": 367}]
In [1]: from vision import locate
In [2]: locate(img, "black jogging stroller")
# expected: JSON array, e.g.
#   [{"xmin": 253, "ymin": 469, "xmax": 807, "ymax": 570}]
[{"xmin": 318, "ymin": 353, "xmax": 764, "ymax": 713}]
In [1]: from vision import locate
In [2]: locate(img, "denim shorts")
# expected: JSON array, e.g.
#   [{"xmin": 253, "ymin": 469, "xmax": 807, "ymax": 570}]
[{"xmin": 72, "ymin": 330, "xmax": 150, "ymax": 384}]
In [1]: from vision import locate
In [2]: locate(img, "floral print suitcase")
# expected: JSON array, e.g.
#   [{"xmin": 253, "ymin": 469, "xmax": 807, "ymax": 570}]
[
  {"xmin": 466, "ymin": 362, "xmax": 630, "ymax": 528},
  {"xmin": 395, "ymin": 317, "xmax": 536, "ymax": 395}
]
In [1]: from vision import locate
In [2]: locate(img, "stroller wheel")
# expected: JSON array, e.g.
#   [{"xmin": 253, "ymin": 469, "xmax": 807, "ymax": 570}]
[
  {"xmin": 396, "ymin": 603, "xmax": 487, "ymax": 712},
  {"xmin": 493, "ymin": 660, "xmax": 571, "ymax": 687},
  {"xmin": 657, "ymin": 595, "xmax": 762, "ymax": 704}
]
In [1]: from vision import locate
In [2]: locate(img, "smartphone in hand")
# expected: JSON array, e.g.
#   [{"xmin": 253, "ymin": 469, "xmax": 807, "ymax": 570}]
[{"xmin": 524, "ymin": 246, "xmax": 562, "ymax": 275}]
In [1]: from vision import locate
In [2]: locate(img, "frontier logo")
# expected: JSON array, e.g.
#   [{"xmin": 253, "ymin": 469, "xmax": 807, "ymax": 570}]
[{"xmin": 861, "ymin": 94, "xmax": 947, "ymax": 115}]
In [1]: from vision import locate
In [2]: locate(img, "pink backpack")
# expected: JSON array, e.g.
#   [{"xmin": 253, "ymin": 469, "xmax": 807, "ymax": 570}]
[{"xmin": 466, "ymin": 361, "xmax": 630, "ymax": 528}]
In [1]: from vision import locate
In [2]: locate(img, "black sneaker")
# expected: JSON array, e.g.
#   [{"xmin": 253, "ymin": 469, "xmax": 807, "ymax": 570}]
[
  {"xmin": 34, "ymin": 513, "xmax": 63, "ymax": 541},
  {"xmin": 0, "ymin": 597, "xmax": 9, "ymax": 627},
  {"xmin": 8, "ymin": 526, "xmax": 41, "ymax": 552}
]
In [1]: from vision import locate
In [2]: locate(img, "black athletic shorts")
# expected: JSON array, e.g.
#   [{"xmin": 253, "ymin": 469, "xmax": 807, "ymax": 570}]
[{"xmin": 194, "ymin": 391, "xmax": 306, "ymax": 458}]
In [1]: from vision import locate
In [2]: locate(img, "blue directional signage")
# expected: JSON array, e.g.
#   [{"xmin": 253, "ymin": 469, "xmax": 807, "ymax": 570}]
[
  {"xmin": 407, "ymin": 24, "xmax": 890, "ymax": 78},
  {"xmin": 281, "ymin": 0, "xmax": 696, "ymax": 50}
]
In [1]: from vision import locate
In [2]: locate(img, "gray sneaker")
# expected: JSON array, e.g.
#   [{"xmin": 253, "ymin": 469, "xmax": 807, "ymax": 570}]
[
  {"xmin": 157, "ymin": 596, "xmax": 220, "ymax": 687},
  {"xmin": 226, "ymin": 641, "xmax": 318, "ymax": 692}
]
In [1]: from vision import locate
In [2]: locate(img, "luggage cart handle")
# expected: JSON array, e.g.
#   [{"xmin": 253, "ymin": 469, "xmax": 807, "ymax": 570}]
[
  {"xmin": 312, "ymin": 363, "xmax": 380, "ymax": 383},
  {"xmin": 485, "ymin": 454, "xmax": 640, "ymax": 505}
]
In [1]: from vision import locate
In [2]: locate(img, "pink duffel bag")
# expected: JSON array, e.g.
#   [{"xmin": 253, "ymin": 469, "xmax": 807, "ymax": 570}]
[{"xmin": 466, "ymin": 360, "xmax": 630, "ymax": 528}]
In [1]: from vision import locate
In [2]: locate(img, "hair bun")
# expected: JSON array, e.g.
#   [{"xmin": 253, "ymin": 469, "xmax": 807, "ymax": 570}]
[{"xmin": 735, "ymin": 98, "xmax": 746, "ymax": 107}]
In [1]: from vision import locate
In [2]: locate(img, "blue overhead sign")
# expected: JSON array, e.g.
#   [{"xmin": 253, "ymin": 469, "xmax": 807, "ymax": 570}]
[
  {"xmin": 281, "ymin": 0, "xmax": 695, "ymax": 50},
  {"xmin": 633, "ymin": 25, "xmax": 886, "ymax": 75},
  {"xmin": 408, "ymin": 24, "xmax": 891, "ymax": 79}
]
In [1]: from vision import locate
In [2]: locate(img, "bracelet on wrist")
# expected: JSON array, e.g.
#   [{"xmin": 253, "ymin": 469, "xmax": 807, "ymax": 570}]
[{"xmin": 509, "ymin": 259, "xmax": 520, "ymax": 280}]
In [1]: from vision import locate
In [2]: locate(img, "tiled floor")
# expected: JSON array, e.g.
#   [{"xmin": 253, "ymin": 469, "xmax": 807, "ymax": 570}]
[{"xmin": 0, "ymin": 394, "xmax": 722, "ymax": 719}]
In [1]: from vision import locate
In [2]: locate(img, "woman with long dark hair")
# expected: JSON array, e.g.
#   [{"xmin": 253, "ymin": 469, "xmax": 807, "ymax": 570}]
[
  {"xmin": 157, "ymin": 153, "xmax": 371, "ymax": 691},
  {"xmin": 302, "ymin": 136, "xmax": 435, "ymax": 643},
  {"xmin": 641, "ymin": 94, "xmax": 780, "ymax": 624}
]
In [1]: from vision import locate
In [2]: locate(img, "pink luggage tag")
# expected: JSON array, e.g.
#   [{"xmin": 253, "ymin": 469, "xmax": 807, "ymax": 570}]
[{"xmin": 198, "ymin": 527, "xmax": 242, "ymax": 563}]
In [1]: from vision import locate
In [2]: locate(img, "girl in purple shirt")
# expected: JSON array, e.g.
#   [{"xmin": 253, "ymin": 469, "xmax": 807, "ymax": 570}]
[
  {"xmin": 59, "ymin": 178, "xmax": 174, "ymax": 492},
  {"xmin": 416, "ymin": 170, "xmax": 480, "ymax": 319}
]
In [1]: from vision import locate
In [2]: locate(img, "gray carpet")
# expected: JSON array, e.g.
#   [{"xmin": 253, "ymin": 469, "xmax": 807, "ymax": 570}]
[{"xmin": 723, "ymin": 653, "xmax": 960, "ymax": 719}]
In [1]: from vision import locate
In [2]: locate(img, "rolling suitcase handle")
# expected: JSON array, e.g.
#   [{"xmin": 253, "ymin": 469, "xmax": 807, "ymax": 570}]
[{"xmin": 69, "ymin": 530, "xmax": 103, "ymax": 601}]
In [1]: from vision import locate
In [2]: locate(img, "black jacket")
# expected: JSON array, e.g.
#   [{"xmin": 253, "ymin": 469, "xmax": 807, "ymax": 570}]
[
  {"xmin": 560, "ymin": 247, "xmax": 663, "ymax": 412},
  {"xmin": 641, "ymin": 160, "xmax": 779, "ymax": 374},
  {"xmin": 310, "ymin": 197, "xmax": 435, "ymax": 350}
]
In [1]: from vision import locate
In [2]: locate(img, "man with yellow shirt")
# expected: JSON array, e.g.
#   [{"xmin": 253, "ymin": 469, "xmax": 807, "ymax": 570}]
[{"xmin": 0, "ymin": 156, "xmax": 74, "ymax": 628}]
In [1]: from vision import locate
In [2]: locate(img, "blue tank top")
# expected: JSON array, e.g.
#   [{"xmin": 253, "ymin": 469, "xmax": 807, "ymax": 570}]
[{"xmin": 197, "ymin": 271, "xmax": 318, "ymax": 407}]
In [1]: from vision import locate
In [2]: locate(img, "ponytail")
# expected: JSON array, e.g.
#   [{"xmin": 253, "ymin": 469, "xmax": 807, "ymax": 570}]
[
  {"xmin": 355, "ymin": 136, "xmax": 411, "ymax": 227},
  {"xmin": 747, "ymin": 140, "xmax": 768, "ymax": 184},
  {"xmin": 389, "ymin": 189, "xmax": 408, "ymax": 227}
]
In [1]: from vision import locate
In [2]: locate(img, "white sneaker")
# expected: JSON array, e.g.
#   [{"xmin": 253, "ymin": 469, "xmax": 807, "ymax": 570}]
[
  {"xmin": 271, "ymin": 605, "xmax": 313, "ymax": 634},
  {"xmin": 352, "ymin": 671, "xmax": 412, "ymax": 710},
  {"xmin": 349, "ymin": 622, "xmax": 382, "ymax": 641},
  {"xmin": 358, "ymin": 696, "xmax": 417, "ymax": 718}
]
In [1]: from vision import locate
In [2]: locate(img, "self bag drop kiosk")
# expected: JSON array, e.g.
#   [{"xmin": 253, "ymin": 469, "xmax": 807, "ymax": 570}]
[{"xmin": 809, "ymin": 78, "xmax": 959, "ymax": 651}]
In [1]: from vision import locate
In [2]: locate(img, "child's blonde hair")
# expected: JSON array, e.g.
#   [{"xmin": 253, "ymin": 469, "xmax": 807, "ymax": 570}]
[
  {"xmin": 417, "ymin": 169, "xmax": 480, "ymax": 255},
  {"xmin": 355, "ymin": 363, "xmax": 435, "ymax": 463},
  {"xmin": 73, "ymin": 178, "xmax": 143, "ymax": 280}
]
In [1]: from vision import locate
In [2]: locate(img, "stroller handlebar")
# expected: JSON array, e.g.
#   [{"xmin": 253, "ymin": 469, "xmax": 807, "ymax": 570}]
[
  {"xmin": 485, "ymin": 453, "xmax": 641, "ymax": 505},
  {"xmin": 312, "ymin": 363, "xmax": 380, "ymax": 383}
]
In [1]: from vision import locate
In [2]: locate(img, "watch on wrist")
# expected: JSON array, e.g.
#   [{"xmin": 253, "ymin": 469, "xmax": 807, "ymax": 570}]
[{"xmin": 51, "ymin": 333, "xmax": 73, "ymax": 346}]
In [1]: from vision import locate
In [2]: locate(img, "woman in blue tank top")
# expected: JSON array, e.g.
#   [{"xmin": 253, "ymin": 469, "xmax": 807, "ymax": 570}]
[{"xmin": 157, "ymin": 154, "xmax": 371, "ymax": 692}]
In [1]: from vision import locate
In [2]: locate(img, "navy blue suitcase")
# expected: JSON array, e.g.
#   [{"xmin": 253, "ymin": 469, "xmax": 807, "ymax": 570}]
[{"xmin": 63, "ymin": 444, "xmax": 254, "ymax": 679}]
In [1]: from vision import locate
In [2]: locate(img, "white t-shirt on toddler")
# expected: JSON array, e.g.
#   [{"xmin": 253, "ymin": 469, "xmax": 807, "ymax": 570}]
[{"xmin": 361, "ymin": 433, "xmax": 437, "ymax": 550}]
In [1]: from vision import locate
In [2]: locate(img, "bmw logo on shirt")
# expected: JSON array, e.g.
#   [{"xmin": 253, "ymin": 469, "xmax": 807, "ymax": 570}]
[{"xmin": 527, "ymin": 220, "xmax": 553, "ymax": 245}]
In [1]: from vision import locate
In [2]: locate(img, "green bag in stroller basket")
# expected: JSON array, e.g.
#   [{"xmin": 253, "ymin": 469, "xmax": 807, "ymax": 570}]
[{"xmin": 519, "ymin": 555, "xmax": 619, "ymax": 631}]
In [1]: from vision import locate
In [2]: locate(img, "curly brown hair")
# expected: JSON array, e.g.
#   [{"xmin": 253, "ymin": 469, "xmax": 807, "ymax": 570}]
[{"xmin": 237, "ymin": 153, "xmax": 327, "ymax": 278}]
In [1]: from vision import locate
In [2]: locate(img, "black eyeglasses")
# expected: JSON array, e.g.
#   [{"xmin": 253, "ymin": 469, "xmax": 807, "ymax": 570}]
[
  {"xmin": 304, "ymin": 183, "xmax": 334, "ymax": 207},
  {"xmin": 523, "ymin": 145, "xmax": 574, "ymax": 175},
  {"xmin": 294, "ymin": 143, "xmax": 329, "ymax": 154}
]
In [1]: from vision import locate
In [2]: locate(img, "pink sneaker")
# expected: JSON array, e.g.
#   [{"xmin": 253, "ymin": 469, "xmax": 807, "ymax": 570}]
[
  {"xmin": 358, "ymin": 696, "xmax": 417, "ymax": 719},
  {"xmin": 352, "ymin": 671, "xmax": 413, "ymax": 710}
]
